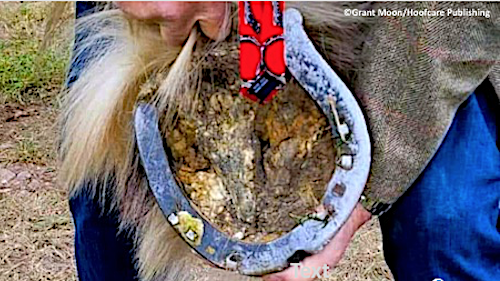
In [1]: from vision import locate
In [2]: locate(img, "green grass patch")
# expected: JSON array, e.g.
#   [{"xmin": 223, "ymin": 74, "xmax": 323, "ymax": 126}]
[
  {"xmin": 0, "ymin": 2, "xmax": 73, "ymax": 104},
  {"xmin": 15, "ymin": 136, "xmax": 43, "ymax": 163},
  {"xmin": 0, "ymin": 39, "xmax": 69, "ymax": 103}
]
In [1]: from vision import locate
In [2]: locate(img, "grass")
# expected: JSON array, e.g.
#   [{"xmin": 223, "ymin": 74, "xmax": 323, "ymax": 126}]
[
  {"xmin": 0, "ymin": 173, "xmax": 76, "ymax": 281},
  {"xmin": 325, "ymin": 219, "xmax": 393, "ymax": 281},
  {"xmin": 0, "ymin": 1, "xmax": 71, "ymax": 166},
  {"xmin": 15, "ymin": 137, "xmax": 42, "ymax": 162},
  {"xmin": 0, "ymin": 39, "xmax": 68, "ymax": 103},
  {"xmin": 0, "ymin": 2, "xmax": 76, "ymax": 281},
  {"xmin": 0, "ymin": 103, "xmax": 59, "ymax": 166},
  {"xmin": 0, "ymin": 2, "xmax": 72, "ymax": 104}
]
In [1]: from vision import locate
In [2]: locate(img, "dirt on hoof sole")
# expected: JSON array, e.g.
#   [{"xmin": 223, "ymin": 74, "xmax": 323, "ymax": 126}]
[{"xmin": 140, "ymin": 38, "xmax": 337, "ymax": 243}]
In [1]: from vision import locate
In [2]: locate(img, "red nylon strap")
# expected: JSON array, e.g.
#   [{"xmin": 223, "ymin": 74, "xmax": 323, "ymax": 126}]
[{"xmin": 239, "ymin": 1, "xmax": 285, "ymax": 103}]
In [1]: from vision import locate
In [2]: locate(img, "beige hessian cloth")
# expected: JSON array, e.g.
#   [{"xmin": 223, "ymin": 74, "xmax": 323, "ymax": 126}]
[{"xmin": 351, "ymin": 2, "xmax": 500, "ymax": 213}]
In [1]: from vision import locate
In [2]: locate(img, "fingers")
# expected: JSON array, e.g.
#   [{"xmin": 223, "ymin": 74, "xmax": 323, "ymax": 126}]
[
  {"xmin": 116, "ymin": 1, "xmax": 230, "ymax": 47},
  {"xmin": 159, "ymin": 2, "xmax": 230, "ymax": 47},
  {"xmin": 263, "ymin": 227, "xmax": 347, "ymax": 281},
  {"xmin": 115, "ymin": 1, "xmax": 158, "ymax": 20},
  {"xmin": 198, "ymin": 2, "xmax": 231, "ymax": 42},
  {"xmin": 159, "ymin": 19, "xmax": 197, "ymax": 47},
  {"xmin": 263, "ymin": 204, "xmax": 371, "ymax": 281}
]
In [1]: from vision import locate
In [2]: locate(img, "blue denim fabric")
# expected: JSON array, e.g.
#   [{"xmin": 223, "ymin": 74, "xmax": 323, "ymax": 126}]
[
  {"xmin": 379, "ymin": 81, "xmax": 500, "ymax": 281},
  {"xmin": 69, "ymin": 188, "xmax": 138, "ymax": 281},
  {"xmin": 68, "ymin": 3, "xmax": 139, "ymax": 281}
]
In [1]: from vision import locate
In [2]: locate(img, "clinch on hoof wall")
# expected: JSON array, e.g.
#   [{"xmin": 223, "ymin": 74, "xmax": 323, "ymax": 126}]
[{"xmin": 134, "ymin": 9, "xmax": 371, "ymax": 276}]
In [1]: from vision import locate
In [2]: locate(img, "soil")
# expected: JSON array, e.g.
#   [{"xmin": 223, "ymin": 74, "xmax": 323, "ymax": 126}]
[
  {"xmin": 0, "ymin": 102, "xmax": 58, "ymax": 166},
  {"xmin": 144, "ymin": 37, "xmax": 337, "ymax": 242},
  {"xmin": 0, "ymin": 102, "xmax": 76, "ymax": 281}
]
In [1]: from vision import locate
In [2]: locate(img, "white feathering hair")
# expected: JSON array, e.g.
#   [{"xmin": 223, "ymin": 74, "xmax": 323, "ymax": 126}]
[{"xmin": 59, "ymin": 3, "xmax": 370, "ymax": 280}]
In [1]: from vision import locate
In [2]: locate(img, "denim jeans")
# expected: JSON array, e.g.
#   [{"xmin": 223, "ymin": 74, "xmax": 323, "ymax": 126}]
[
  {"xmin": 68, "ymin": 3, "xmax": 500, "ymax": 281},
  {"xmin": 69, "ymin": 187, "xmax": 138, "ymax": 281},
  {"xmin": 379, "ymin": 81, "xmax": 500, "ymax": 281}
]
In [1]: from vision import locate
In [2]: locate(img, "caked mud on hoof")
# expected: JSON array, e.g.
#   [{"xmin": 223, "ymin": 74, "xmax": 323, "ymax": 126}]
[
  {"xmin": 139, "ymin": 36, "xmax": 335, "ymax": 244},
  {"xmin": 135, "ymin": 8, "xmax": 371, "ymax": 276}
]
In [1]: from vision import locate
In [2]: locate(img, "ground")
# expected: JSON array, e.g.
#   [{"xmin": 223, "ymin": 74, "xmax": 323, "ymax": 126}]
[
  {"xmin": 0, "ymin": 103, "xmax": 76, "ymax": 281},
  {"xmin": 0, "ymin": 2, "xmax": 392, "ymax": 281}
]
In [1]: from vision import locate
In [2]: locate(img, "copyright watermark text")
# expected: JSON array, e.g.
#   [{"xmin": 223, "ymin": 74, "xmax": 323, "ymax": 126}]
[{"xmin": 344, "ymin": 8, "xmax": 491, "ymax": 18}]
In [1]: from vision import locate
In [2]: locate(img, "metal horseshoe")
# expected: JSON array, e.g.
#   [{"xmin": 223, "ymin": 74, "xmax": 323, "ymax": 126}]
[{"xmin": 134, "ymin": 8, "xmax": 371, "ymax": 276}]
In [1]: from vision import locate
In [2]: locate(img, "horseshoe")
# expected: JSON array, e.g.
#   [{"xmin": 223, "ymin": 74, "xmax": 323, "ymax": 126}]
[{"xmin": 134, "ymin": 8, "xmax": 371, "ymax": 276}]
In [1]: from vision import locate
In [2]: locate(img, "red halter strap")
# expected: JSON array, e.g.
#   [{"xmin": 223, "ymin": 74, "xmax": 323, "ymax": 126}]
[{"xmin": 239, "ymin": 1, "xmax": 285, "ymax": 103}]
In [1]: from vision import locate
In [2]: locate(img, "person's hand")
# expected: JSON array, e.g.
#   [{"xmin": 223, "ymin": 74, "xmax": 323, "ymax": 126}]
[
  {"xmin": 263, "ymin": 204, "xmax": 371, "ymax": 281},
  {"xmin": 116, "ymin": 1, "xmax": 230, "ymax": 46}
]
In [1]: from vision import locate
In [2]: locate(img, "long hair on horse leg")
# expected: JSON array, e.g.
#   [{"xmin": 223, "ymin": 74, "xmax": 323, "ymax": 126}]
[
  {"xmin": 59, "ymin": 9, "xmax": 194, "ymax": 208},
  {"xmin": 59, "ymin": 3, "xmax": 370, "ymax": 280},
  {"xmin": 137, "ymin": 205, "xmax": 259, "ymax": 281},
  {"xmin": 59, "ymin": 9, "xmax": 202, "ymax": 278},
  {"xmin": 58, "ymin": 6, "xmax": 253, "ymax": 281}
]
